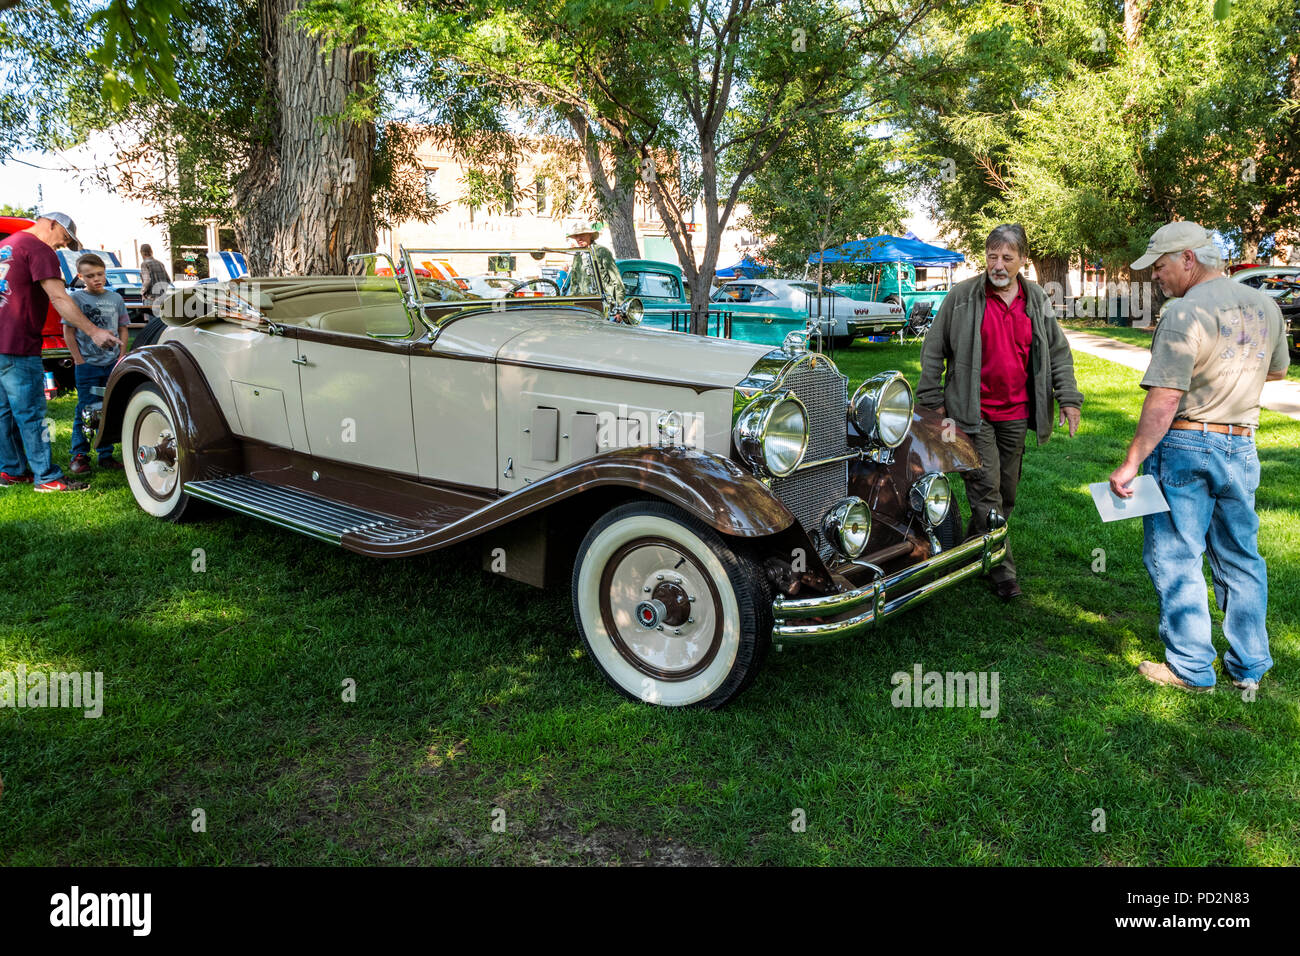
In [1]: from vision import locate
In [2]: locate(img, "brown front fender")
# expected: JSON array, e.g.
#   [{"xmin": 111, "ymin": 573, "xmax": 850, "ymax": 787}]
[{"xmin": 97, "ymin": 343, "xmax": 242, "ymax": 477}]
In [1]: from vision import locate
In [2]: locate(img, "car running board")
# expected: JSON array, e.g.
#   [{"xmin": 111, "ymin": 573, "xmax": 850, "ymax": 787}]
[{"xmin": 184, "ymin": 475, "xmax": 428, "ymax": 547}]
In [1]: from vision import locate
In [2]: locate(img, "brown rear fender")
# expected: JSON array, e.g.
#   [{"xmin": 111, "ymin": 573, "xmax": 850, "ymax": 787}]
[{"xmin": 97, "ymin": 343, "xmax": 243, "ymax": 476}]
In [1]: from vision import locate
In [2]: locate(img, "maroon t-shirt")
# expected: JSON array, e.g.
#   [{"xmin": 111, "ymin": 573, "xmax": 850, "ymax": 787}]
[
  {"xmin": 979, "ymin": 278, "xmax": 1032, "ymax": 421},
  {"xmin": 0, "ymin": 232, "xmax": 62, "ymax": 357}
]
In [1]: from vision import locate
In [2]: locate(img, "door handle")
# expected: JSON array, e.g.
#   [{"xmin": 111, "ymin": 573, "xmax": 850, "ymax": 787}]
[{"xmin": 291, "ymin": 355, "xmax": 310, "ymax": 366}]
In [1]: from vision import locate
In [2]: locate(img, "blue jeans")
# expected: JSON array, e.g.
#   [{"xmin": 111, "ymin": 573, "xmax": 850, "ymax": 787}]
[
  {"xmin": 1142, "ymin": 429, "xmax": 1272, "ymax": 686},
  {"xmin": 0, "ymin": 353, "xmax": 61, "ymax": 484},
  {"xmin": 71, "ymin": 362, "xmax": 114, "ymax": 461}
]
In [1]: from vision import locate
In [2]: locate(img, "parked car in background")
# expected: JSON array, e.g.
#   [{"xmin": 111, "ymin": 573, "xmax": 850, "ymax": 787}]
[
  {"xmin": 711, "ymin": 278, "xmax": 906, "ymax": 347},
  {"xmin": 1230, "ymin": 265, "xmax": 1300, "ymax": 298},
  {"xmin": 100, "ymin": 267, "xmax": 149, "ymax": 325},
  {"xmin": 98, "ymin": 245, "xmax": 1007, "ymax": 709},
  {"xmin": 835, "ymin": 262, "xmax": 951, "ymax": 313}
]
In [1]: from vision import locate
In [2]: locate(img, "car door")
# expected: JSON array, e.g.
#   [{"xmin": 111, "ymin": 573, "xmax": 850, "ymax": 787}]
[{"xmin": 292, "ymin": 304, "xmax": 418, "ymax": 475}]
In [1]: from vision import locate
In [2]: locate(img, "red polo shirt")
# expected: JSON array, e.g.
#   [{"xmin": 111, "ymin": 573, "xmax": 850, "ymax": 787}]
[{"xmin": 980, "ymin": 277, "xmax": 1032, "ymax": 421}]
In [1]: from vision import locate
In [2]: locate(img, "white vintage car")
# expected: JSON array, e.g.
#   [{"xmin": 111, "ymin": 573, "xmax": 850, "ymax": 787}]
[{"xmin": 98, "ymin": 247, "xmax": 1007, "ymax": 708}]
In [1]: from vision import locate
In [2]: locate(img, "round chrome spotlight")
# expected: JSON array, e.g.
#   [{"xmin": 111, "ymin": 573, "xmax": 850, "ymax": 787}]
[
  {"xmin": 909, "ymin": 473, "xmax": 951, "ymax": 526},
  {"xmin": 822, "ymin": 496, "xmax": 872, "ymax": 558}
]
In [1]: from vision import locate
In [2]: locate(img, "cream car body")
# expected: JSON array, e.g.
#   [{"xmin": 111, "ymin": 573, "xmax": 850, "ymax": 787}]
[{"xmin": 97, "ymin": 247, "xmax": 1008, "ymax": 708}]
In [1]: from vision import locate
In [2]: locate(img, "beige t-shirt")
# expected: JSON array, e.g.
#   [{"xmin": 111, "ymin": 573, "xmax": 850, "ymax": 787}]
[{"xmin": 1141, "ymin": 276, "xmax": 1289, "ymax": 428}]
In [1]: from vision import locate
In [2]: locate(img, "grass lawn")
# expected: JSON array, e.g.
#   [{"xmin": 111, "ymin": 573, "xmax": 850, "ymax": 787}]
[{"xmin": 1, "ymin": 340, "xmax": 1297, "ymax": 866}]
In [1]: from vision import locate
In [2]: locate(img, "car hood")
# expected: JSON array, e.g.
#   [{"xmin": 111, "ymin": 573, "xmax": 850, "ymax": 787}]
[{"xmin": 494, "ymin": 314, "xmax": 774, "ymax": 390}]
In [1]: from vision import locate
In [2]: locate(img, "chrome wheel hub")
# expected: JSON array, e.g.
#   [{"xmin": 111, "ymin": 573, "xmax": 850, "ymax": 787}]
[{"xmin": 602, "ymin": 539, "xmax": 719, "ymax": 679}]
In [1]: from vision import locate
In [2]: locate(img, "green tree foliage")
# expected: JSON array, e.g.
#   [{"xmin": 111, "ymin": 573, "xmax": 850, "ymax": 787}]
[
  {"xmin": 301, "ymin": 0, "xmax": 932, "ymax": 324},
  {"xmin": 905, "ymin": 0, "xmax": 1300, "ymax": 270},
  {"xmin": 738, "ymin": 112, "xmax": 907, "ymax": 275}
]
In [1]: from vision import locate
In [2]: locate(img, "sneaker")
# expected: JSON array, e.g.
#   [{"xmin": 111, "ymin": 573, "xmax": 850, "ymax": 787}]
[
  {"xmin": 34, "ymin": 478, "xmax": 90, "ymax": 493},
  {"xmin": 1229, "ymin": 676, "xmax": 1260, "ymax": 692},
  {"xmin": 0, "ymin": 471, "xmax": 34, "ymax": 485},
  {"xmin": 97, "ymin": 458, "xmax": 124, "ymax": 471},
  {"xmin": 69, "ymin": 454, "xmax": 92, "ymax": 475},
  {"xmin": 1138, "ymin": 660, "xmax": 1214, "ymax": 693}
]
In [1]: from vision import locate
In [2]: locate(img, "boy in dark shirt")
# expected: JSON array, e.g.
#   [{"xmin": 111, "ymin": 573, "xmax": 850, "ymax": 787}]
[{"xmin": 65, "ymin": 254, "xmax": 129, "ymax": 473}]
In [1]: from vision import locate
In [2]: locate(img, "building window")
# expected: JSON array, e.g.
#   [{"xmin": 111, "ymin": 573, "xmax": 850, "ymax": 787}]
[
  {"xmin": 423, "ymin": 167, "xmax": 438, "ymax": 205},
  {"xmin": 503, "ymin": 173, "xmax": 515, "ymax": 215},
  {"xmin": 536, "ymin": 177, "xmax": 548, "ymax": 216}
]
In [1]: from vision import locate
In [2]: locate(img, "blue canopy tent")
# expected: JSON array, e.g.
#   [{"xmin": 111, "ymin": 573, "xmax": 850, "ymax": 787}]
[
  {"xmin": 807, "ymin": 235, "xmax": 964, "ymax": 267},
  {"xmin": 809, "ymin": 235, "xmax": 965, "ymax": 314},
  {"xmin": 716, "ymin": 256, "xmax": 770, "ymax": 279}
]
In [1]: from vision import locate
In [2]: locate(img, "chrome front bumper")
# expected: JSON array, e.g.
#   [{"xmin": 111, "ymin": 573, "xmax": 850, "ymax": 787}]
[{"xmin": 771, "ymin": 515, "xmax": 1009, "ymax": 645}]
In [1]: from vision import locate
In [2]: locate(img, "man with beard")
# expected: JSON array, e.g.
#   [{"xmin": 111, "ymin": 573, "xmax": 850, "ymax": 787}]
[{"xmin": 918, "ymin": 223, "xmax": 1083, "ymax": 599}]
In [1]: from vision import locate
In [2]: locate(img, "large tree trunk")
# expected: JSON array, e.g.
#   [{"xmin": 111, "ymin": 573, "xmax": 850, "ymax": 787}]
[
  {"xmin": 235, "ymin": 0, "xmax": 376, "ymax": 275},
  {"xmin": 1031, "ymin": 253, "xmax": 1070, "ymax": 312}
]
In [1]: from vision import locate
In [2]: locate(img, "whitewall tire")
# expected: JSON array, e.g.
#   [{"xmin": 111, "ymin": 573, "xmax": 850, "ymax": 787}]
[
  {"xmin": 572, "ymin": 500, "xmax": 771, "ymax": 708},
  {"xmin": 122, "ymin": 383, "xmax": 198, "ymax": 521}
]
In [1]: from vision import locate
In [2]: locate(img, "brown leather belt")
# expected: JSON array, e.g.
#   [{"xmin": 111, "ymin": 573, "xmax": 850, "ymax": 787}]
[{"xmin": 1171, "ymin": 419, "xmax": 1253, "ymax": 437}]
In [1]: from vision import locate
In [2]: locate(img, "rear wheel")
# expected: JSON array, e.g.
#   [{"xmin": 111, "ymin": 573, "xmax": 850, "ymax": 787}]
[
  {"xmin": 572, "ymin": 501, "xmax": 771, "ymax": 708},
  {"xmin": 121, "ymin": 383, "xmax": 202, "ymax": 521}
]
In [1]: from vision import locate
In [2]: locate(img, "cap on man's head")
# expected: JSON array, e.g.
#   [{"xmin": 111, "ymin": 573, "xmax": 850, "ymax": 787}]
[
  {"xmin": 1130, "ymin": 221, "xmax": 1210, "ymax": 270},
  {"xmin": 40, "ymin": 212, "xmax": 81, "ymax": 251},
  {"xmin": 567, "ymin": 220, "xmax": 600, "ymax": 239}
]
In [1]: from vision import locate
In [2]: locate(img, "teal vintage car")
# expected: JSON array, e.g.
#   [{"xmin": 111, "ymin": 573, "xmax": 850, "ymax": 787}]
[
  {"xmin": 834, "ymin": 262, "xmax": 952, "ymax": 317},
  {"xmin": 617, "ymin": 259, "xmax": 904, "ymax": 347}
]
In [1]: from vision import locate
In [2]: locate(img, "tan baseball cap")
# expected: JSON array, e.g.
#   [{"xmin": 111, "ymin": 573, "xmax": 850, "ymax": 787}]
[{"xmin": 1130, "ymin": 221, "xmax": 1211, "ymax": 270}]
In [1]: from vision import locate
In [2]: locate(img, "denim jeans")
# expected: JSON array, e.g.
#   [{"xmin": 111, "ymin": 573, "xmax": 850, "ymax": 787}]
[
  {"xmin": 0, "ymin": 353, "xmax": 61, "ymax": 484},
  {"xmin": 1142, "ymin": 428, "xmax": 1272, "ymax": 687},
  {"xmin": 71, "ymin": 362, "xmax": 114, "ymax": 461}
]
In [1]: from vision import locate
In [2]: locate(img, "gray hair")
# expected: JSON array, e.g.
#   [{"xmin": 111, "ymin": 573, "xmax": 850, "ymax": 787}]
[
  {"xmin": 1191, "ymin": 244, "xmax": 1223, "ymax": 270},
  {"xmin": 985, "ymin": 223, "xmax": 1028, "ymax": 258}
]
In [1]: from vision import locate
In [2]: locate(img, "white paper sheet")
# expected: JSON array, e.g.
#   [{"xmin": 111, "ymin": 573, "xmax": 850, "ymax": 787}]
[{"xmin": 1090, "ymin": 475, "xmax": 1170, "ymax": 522}]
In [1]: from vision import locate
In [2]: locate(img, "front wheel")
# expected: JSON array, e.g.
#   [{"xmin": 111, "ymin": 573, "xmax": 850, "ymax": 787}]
[
  {"xmin": 572, "ymin": 501, "xmax": 772, "ymax": 708},
  {"xmin": 122, "ymin": 383, "xmax": 202, "ymax": 521}
]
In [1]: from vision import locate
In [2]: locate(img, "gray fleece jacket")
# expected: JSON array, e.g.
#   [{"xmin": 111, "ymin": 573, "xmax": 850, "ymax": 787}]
[{"xmin": 917, "ymin": 273, "xmax": 1083, "ymax": 445}]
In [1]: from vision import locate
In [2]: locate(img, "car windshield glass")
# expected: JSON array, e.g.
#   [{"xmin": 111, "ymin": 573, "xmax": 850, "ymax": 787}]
[
  {"xmin": 399, "ymin": 248, "xmax": 610, "ymax": 305},
  {"xmin": 626, "ymin": 271, "xmax": 681, "ymax": 300},
  {"xmin": 712, "ymin": 284, "xmax": 753, "ymax": 303},
  {"xmin": 107, "ymin": 270, "xmax": 142, "ymax": 284},
  {"xmin": 789, "ymin": 281, "xmax": 841, "ymax": 297}
]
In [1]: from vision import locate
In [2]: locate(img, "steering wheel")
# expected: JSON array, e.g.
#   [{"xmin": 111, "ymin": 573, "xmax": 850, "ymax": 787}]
[{"xmin": 507, "ymin": 277, "xmax": 561, "ymax": 297}]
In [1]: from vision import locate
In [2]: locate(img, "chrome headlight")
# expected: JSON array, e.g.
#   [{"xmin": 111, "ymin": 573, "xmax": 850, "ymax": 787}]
[
  {"xmin": 822, "ymin": 496, "xmax": 872, "ymax": 558},
  {"xmin": 733, "ymin": 391, "xmax": 808, "ymax": 478},
  {"xmin": 851, "ymin": 371, "xmax": 914, "ymax": 448},
  {"xmin": 909, "ymin": 473, "xmax": 951, "ymax": 527}
]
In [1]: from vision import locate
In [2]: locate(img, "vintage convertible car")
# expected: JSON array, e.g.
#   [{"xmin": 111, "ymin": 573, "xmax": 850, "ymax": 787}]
[{"xmin": 96, "ymin": 246, "xmax": 1007, "ymax": 709}]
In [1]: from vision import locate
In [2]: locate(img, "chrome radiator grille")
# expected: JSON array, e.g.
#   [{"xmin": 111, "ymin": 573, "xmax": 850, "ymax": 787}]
[
  {"xmin": 783, "ymin": 358, "xmax": 849, "ymax": 461},
  {"xmin": 774, "ymin": 358, "xmax": 851, "ymax": 560},
  {"xmin": 771, "ymin": 461, "xmax": 849, "ymax": 556}
]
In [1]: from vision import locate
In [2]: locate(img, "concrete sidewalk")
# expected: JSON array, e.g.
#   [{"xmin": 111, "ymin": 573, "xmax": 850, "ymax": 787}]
[{"xmin": 1065, "ymin": 330, "xmax": 1300, "ymax": 421}]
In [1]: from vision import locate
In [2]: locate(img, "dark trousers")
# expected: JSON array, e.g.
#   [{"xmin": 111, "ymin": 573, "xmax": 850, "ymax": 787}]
[{"xmin": 962, "ymin": 418, "xmax": 1028, "ymax": 584}]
